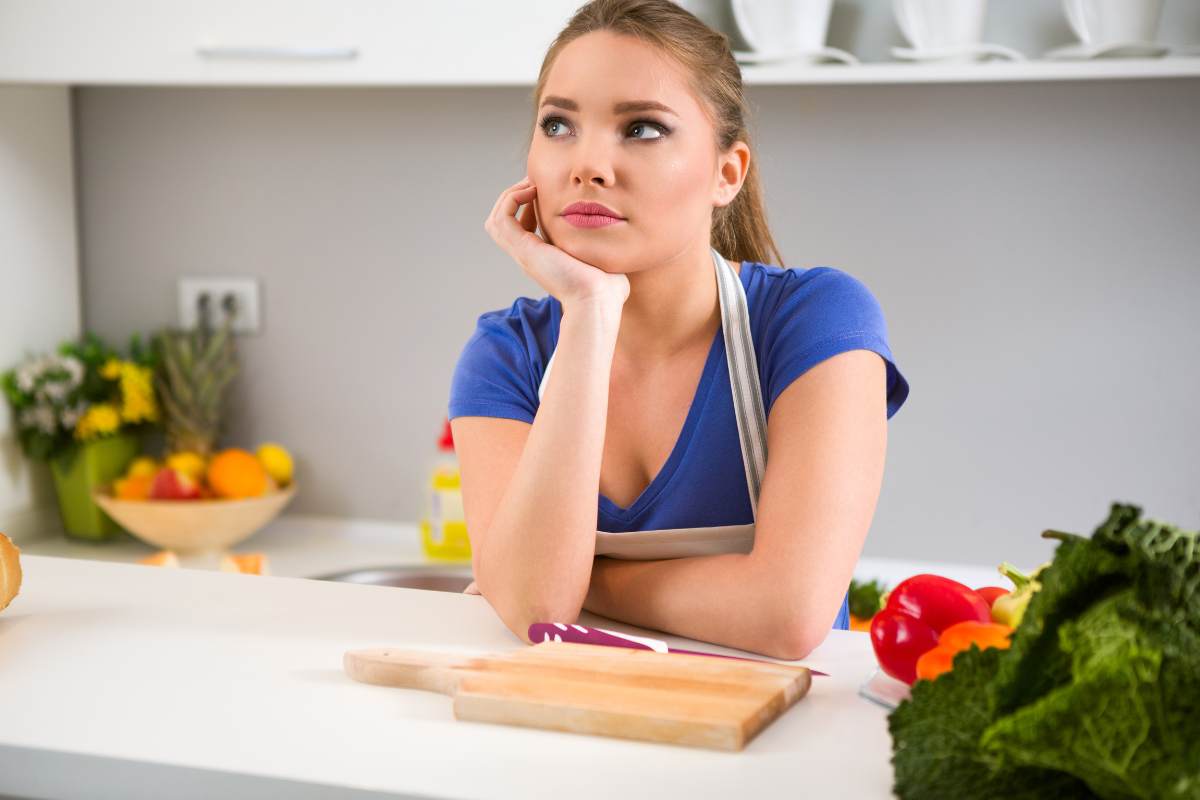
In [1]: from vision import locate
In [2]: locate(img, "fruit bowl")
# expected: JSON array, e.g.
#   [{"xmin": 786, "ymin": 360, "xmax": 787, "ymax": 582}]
[{"xmin": 92, "ymin": 483, "xmax": 297, "ymax": 553}]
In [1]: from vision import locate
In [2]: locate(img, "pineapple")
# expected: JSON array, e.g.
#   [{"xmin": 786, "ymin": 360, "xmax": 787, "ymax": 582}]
[{"xmin": 153, "ymin": 315, "xmax": 238, "ymax": 459}]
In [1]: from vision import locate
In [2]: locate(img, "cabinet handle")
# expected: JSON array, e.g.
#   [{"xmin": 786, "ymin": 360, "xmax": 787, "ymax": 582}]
[{"xmin": 195, "ymin": 44, "xmax": 359, "ymax": 61}]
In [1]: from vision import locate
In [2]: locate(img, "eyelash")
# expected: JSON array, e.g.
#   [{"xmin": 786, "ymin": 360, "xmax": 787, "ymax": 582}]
[{"xmin": 537, "ymin": 114, "xmax": 671, "ymax": 140}]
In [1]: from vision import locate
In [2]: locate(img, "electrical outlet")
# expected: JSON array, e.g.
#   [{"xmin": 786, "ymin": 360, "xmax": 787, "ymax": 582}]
[{"xmin": 177, "ymin": 277, "xmax": 261, "ymax": 334}]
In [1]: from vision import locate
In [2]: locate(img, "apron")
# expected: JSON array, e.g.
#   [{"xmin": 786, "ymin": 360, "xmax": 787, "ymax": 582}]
[{"xmin": 538, "ymin": 247, "xmax": 766, "ymax": 558}]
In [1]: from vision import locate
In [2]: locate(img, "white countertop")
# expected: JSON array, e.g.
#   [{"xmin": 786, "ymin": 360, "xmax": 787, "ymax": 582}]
[
  {"xmin": 11, "ymin": 512, "xmax": 1008, "ymax": 589},
  {"xmin": 1, "ymin": 553, "xmax": 894, "ymax": 799},
  {"xmin": 1, "ymin": 515, "xmax": 1009, "ymax": 799}
]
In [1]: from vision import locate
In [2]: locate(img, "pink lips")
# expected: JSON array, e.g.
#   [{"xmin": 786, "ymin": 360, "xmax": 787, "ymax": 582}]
[{"xmin": 561, "ymin": 200, "xmax": 626, "ymax": 229}]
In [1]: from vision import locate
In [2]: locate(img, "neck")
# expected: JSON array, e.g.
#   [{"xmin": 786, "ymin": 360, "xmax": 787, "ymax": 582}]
[{"xmin": 614, "ymin": 241, "xmax": 732, "ymax": 366}]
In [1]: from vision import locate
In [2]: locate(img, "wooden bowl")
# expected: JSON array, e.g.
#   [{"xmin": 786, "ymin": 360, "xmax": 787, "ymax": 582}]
[{"xmin": 92, "ymin": 484, "xmax": 297, "ymax": 553}]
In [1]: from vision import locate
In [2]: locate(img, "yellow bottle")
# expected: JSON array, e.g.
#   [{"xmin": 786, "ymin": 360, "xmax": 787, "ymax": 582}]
[{"xmin": 419, "ymin": 418, "xmax": 471, "ymax": 561}]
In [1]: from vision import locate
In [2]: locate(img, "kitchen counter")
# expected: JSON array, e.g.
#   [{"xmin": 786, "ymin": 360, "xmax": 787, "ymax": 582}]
[
  {"xmin": 3, "ymin": 552, "xmax": 897, "ymax": 800},
  {"xmin": 11, "ymin": 512, "xmax": 1006, "ymax": 588},
  {"xmin": 3, "ymin": 516, "xmax": 1009, "ymax": 798}
]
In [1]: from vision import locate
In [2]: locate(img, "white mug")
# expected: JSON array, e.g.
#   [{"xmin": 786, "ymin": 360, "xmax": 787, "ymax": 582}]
[
  {"xmin": 730, "ymin": 0, "xmax": 835, "ymax": 54},
  {"xmin": 1063, "ymin": 0, "xmax": 1164, "ymax": 46},
  {"xmin": 892, "ymin": 0, "xmax": 987, "ymax": 56}
]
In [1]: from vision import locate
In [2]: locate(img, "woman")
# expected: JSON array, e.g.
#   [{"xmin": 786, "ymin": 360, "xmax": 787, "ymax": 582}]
[{"xmin": 447, "ymin": 0, "xmax": 909, "ymax": 660}]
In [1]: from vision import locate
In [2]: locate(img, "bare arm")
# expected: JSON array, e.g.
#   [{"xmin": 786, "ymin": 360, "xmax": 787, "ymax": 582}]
[
  {"xmin": 452, "ymin": 300, "xmax": 621, "ymax": 643},
  {"xmin": 581, "ymin": 349, "xmax": 888, "ymax": 661}
]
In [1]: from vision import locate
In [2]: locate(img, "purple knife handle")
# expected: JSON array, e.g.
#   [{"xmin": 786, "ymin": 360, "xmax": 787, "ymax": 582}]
[
  {"xmin": 527, "ymin": 622, "xmax": 828, "ymax": 676},
  {"xmin": 529, "ymin": 622, "xmax": 662, "ymax": 652}
]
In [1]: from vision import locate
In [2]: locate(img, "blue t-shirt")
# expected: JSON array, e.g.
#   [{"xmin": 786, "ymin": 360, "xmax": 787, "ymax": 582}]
[{"xmin": 448, "ymin": 260, "xmax": 911, "ymax": 632}]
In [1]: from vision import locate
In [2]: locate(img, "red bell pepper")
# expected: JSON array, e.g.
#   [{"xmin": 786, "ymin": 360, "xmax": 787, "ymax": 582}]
[
  {"xmin": 975, "ymin": 586, "xmax": 1011, "ymax": 607},
  {"xmin": 869, "ymin": 574, "xmax": 992, "ymax": 685}
]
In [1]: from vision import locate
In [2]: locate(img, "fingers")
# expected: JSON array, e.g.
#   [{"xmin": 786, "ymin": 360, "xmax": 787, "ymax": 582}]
[
  {"xmin": 486, "ymin": 177, "xmax": 540, "ymax": 257},
  {"xmin": 517, "ymin": 196, "xmax": 539, "ymax": 235}
]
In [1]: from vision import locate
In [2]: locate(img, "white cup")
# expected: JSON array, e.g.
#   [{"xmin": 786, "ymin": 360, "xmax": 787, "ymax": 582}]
[
  {"xmin": 1063, "ymin": 0, "xmax": 1164, "ymax": 46},
  {"xmin": 730, "ymin": 0, "xmax": 835, "ymax": 55},
  {"xmin": 892, "ymin": 0, "xmax": 987, "ymax": 59}
]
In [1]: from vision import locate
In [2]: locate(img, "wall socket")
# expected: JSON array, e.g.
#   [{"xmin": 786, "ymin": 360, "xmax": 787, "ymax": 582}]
[{"xmin": 177, "ymin": 277, "xmax": 261, "ymax": 334}]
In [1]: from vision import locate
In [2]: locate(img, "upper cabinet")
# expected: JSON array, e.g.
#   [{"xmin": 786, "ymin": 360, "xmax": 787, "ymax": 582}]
[
  {"xmin": 0, "ymin": 0, "xmax": 580, "ymax": 86},
  {"xmin": 0, "ymin": 0, "xmax": 1197, "ymax": 86}
]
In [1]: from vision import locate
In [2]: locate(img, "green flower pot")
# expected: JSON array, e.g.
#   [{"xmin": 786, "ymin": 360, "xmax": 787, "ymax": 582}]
[{"xmin": 49, "ymin": 431, "xmax": 141, "ymax": 541}]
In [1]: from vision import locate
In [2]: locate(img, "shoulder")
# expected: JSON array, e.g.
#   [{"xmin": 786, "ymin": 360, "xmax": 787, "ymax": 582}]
[
  {"xmin": 745, "ymin": 262, "xmax": 885, "ymax": 331},
  {"xmin": 473, "ymin": 294, "xmax": 559, "ymax": 341},
  {"xmin": 743, "ymin": 262, "xmax": 908, "ymax": 419},
  {"xmin": 448, "ymin": 294, "xmax": 559, "ymax": 424}
]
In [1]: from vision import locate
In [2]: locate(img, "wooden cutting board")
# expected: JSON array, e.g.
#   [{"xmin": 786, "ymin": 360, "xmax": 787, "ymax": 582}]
[{"xmin": 344, "ymin": 640, "xmax": 811, "ymax": 751}]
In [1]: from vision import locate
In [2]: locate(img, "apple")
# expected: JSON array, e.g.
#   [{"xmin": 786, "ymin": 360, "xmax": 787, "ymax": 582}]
[{"xmin": 148, "ymin": 466, "xmax": 202, "ymax": 500}]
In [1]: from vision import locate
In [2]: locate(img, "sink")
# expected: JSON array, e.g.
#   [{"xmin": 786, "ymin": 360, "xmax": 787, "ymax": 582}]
[{"xmin": 310, "ymin": 565, "xmax": 474, "ymax": 593}]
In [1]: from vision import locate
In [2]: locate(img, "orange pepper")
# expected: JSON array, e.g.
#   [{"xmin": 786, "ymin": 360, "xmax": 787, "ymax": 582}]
[
  {"xmin": 849, "ymin": 614, "xmax": 874, "ymax": 632},
  {"xmin": 915, "ymin": 646, "xmax": 956, "ymax": 681},
  {"xmin": 939, "ymin": 620, "xmax": 1013, "ymax": 652},
  {"xmin": 914, "ymin": 621, "xmax": 1014, "ymax": 681}
]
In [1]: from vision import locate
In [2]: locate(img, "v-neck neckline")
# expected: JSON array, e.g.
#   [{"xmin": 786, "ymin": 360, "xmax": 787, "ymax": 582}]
[
  {"xmin": 548, "ymin": 259, "xmax": 751, "ymax": 522},
  {"xmin": 598, "ymin": 324, "xmax": 724, "ymax": 519}
]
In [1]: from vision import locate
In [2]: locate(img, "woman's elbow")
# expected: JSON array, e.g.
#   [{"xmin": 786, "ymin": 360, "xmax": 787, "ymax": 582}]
[
  {"xmin": 761, "ymin": 605, "xmax": 832, "ymax": 661},
  {"xmin": 767, "ymin": 626, "xmax": 826, "ymax": 661},
  {"xmin": 477, "ymin": 575, "xmax": 585, "ymax": 643}
]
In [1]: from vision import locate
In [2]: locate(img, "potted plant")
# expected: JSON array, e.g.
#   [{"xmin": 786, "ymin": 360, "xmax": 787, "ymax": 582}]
[{"xmin": 2, "ymin": 332, "xmax": 161, "ymax": 541}]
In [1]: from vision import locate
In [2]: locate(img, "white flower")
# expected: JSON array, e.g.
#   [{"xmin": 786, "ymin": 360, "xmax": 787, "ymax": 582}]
[
  {"xmin": 59, "ymin": 355, "xmax": 83, "ymax": 386},
  {"xmin": 41, "ymin": 380, "xmax": 67, "ymax": 402},
  {"xmin": 59, "ymin": 406, "xmax": 81, "ymax": 429},
  {"xmin": 31, "ymin": 405, "xmax": 56, "ymax": 434},
  {"xmin": 15, "ymin": 365, "xmax": 36, "ymax": 394}
]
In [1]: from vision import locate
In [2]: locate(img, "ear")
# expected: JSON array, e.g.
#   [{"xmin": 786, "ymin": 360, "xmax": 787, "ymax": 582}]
[{"xmin": 713, "ymin": 141, "xmax": 750, "ymax": 209}]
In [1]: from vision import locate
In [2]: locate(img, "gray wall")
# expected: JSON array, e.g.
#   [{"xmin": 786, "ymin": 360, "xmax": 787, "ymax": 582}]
[{"xmin": 75, "ymin": 4, "xmax": 1200, "ymax": 568}]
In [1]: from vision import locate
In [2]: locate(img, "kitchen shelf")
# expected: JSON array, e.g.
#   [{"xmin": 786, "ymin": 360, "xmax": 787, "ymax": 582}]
[
  {"xmin": 737, "ymin": 55, "xmax": 1200, "ymax": 86},
  {"xmin": 4, "ymin": 56, "xmax": 1198, "ymax": 88}
]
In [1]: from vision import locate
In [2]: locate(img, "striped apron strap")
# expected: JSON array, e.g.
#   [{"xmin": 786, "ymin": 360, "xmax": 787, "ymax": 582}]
[{"xmin": 712, "ymin": 248, "xmax": 769, "ymax": 520}]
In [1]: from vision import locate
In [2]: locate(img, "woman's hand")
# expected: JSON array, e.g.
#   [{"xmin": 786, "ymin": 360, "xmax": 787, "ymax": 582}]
[
  {"xmin": 485, "ymin": 177, "xmax": 630, "ymax": 311},
  {"xmin": 462, "ymin": 580, "xmax": 482, "ymax": 595}
]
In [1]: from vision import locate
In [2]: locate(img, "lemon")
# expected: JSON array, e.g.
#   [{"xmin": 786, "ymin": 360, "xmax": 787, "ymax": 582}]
[
  {"xmin": 256, "ymin": 443, "xmax": 294, "ymax": 487},
  {"xmin": 127, "ymin": 456, "xmax": 159, "ymax": 479},
  {"xmin": 166, "ymin": 451, "xmax": 207, "ymax": 483}
]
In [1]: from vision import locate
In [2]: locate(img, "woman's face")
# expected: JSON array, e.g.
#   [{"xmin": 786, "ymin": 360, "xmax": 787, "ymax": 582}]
[{"xmin": 528, "ymin": 31, "xmax": 745, "ymax": 274}]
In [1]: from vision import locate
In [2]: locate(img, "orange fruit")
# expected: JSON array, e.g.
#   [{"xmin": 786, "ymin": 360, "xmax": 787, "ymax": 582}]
[
  {"xmin": 138, "ymin": 550, "xmax": 180, "ymax": 567},
  {"xmin": 114, "ymin": 474, "xmax": 153, "ymax": 500},
  {"xmin": 1, "ymin": 532, "xmax": 22, "ymax": 613},
  {"xmin": 206, "ymin": 448, "xmax": 268, "ymax": 499},
  {"xmin": 220, "ymin": 552, "xmax": 269, "ymax": 575}
]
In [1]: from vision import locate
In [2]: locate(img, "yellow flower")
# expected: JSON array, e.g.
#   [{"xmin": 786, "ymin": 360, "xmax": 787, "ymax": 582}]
[
  {"xmin": 117, "ymin": 362, "xmax": 158, "ymax": 424},
  {"xmin": 75, "ymin": 403, "xmax": 121, "ymax": 441},
  {"xmin": 100, "ymin": 358, "xmax": 122, "ymax": 380}
]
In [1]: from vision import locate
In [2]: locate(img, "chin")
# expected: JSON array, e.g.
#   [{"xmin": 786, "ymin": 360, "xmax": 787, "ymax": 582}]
[{"xmin": 562, "ymin": 242, "xmax": 631, "ymax": 273}]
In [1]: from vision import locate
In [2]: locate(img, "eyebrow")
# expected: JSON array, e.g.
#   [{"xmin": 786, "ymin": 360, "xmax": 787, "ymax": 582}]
[{"xmin": 540, "ymin": 95, "xmax": 679, "ymax": 117}]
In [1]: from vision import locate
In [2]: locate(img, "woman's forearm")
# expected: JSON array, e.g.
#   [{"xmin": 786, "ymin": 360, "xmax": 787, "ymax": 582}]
[
  {"xmin": 476, "ymin": 300, "xmax": 621, "ymax": 640},
  {"xmin": 582, "ymin": 553, "xmax": 822, "ymax": 661}
]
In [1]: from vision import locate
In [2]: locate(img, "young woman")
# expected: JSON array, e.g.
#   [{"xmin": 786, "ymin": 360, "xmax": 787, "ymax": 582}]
[{"xmin": 447, "ymin": 0, "xmax": 909, "ymax": 660}]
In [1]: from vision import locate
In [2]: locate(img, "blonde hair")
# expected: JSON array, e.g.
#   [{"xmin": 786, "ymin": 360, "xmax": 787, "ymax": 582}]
[{"xmin": 529, "ymin": 0, "xmax": 784, "ymax": 267}]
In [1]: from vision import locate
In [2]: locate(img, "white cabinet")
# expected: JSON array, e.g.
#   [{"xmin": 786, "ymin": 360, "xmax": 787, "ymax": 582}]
[
  {"xmin": 3, "ymin": 0, "xmax": 1197, "ymax": 86},
  {"xmin": 0, "ymin": 0, "xmax": 580, "ymax": 86}
]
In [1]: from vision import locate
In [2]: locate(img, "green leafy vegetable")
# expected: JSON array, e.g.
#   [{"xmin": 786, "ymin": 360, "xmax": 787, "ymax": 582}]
[
  {"xmin": 888, "ymin": 502, "xmax": 1200, "ymax": 799},
  {"xmin": 849, "ymin": 577, "xmax": 887, "ymax": 619}
]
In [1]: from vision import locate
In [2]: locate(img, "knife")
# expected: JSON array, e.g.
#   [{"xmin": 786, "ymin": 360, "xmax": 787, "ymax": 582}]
[{"xmin": 528, "ymin": 622, "xmax": 829, "ymax": 676}]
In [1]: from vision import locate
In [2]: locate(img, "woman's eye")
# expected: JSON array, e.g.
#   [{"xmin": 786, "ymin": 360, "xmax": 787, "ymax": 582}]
[
  {"xmin": 628, "ymin": 120, "xmax": 669, "ymax": 140},
  {"xmin": 540, "ymin": 116, "xmax": 568, "ymax": 137}
]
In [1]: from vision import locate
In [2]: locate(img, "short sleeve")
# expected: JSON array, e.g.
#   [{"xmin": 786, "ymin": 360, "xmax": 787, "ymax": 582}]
[
  {"xmin": 762, "ymin": 268, "xmax": 910, "ymax": 420},
  {"xmin": 447, "ymin": 300, "xmax": 550, "ymax": 424}
]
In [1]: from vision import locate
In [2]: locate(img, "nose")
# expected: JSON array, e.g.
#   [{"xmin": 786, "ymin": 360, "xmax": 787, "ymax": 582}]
[{"xmin": 570, "ymin": 136, "xmax": 615, "ymax": 188}]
